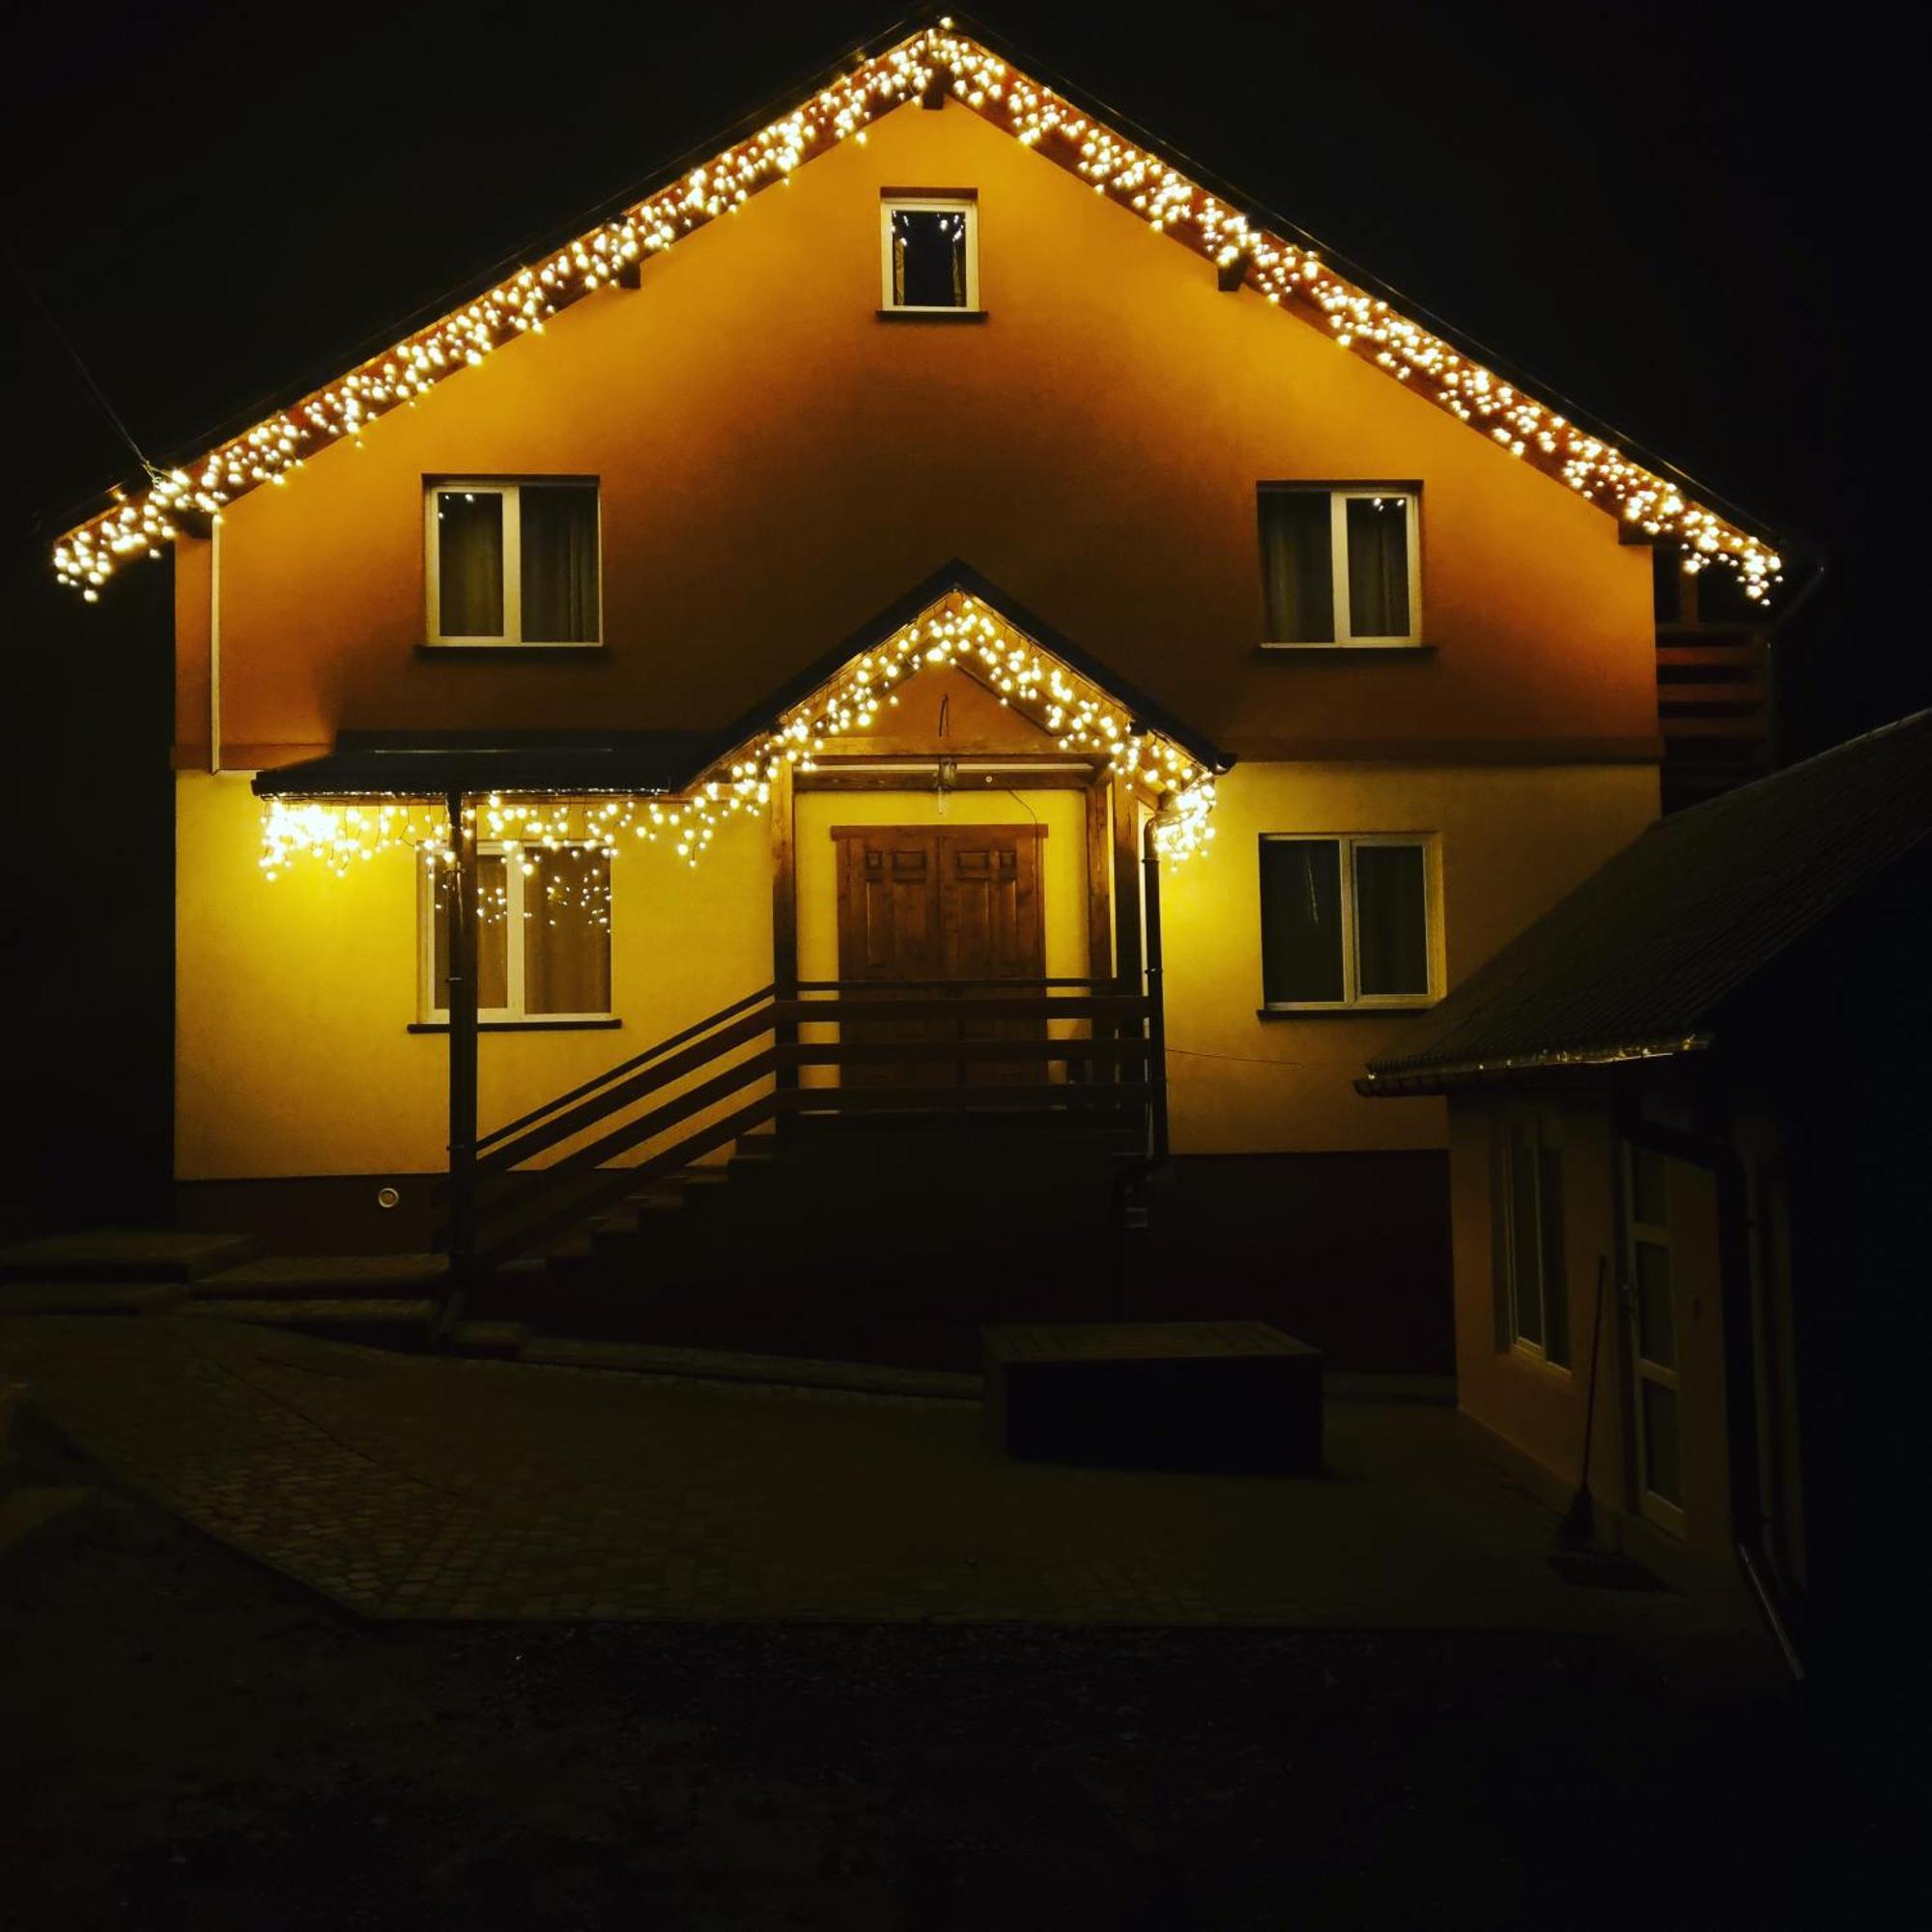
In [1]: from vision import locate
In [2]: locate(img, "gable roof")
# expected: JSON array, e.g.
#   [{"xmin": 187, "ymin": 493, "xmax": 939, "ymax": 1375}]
[
  {"xmin": 55, "ymin": 13, "xmax": 1785, "ymax": 605},
  {"xmin": 1359, "ymin": 710, "xmax": 1932, "ymax": 1095}
]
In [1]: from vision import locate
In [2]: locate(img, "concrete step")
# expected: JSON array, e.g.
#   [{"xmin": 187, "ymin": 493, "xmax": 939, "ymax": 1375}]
[
  {"xmin": 179, "ymin": 1297, "xmax": 439, "ymax": 1331},
  {"xmin": 193, "ymin": 1254, "xmax": 447, "ymax": 1298},
  {"xmin": 0, "ymin": 1230, "xmax": 261, "ymax": 1285},
  {"xmin": 447, "ymin": 1318, "xmax": 529, "ymax": 1356},
  {"xmin": 0, "ymin": 1281, "xmax": 191, "ymax": 1317}
]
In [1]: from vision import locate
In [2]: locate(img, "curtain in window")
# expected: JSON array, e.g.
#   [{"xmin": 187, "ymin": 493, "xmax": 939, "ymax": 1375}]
[
  {"xmin": 436, "ymin": 492, "xmax": 505, "ymax": 637},
  {"xmin": 1345, "ymin": 497, "xmax": 1411, "ymax": 637},
  {"xmin": 1260, "ymin": 492, "xmax": 1334, "ymax": 641},
  {"xmin": 523, "ymin": 848, "xmax": 612, "ymax": 1015},
  {"xmin": 433, "ymin": 855, "xmax": 510, "ymax": 1010},
  {"xmin": 1352, "ymin": 843, "xmax": 1427, "ymax": 996},
  {"xmin": 520, "ymin": 487, "xmax": 600, "ymax": 643},
  {"xmin": 1260, "ymin": 838, "xmax": 1344, "ymax": 1003}
]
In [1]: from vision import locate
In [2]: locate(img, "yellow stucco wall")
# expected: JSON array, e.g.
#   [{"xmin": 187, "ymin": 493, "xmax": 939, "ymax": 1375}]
[
  {"xmin": 181, "ymin": 752, "xmax": 1656, "ymax": 1176},
  {"xmin": 1448, "ymin": 1099, "xmax": 1735, "ymax": 1569},
  {"xmin": 1161, "ymin": 759, "xmax": 1660, "ymax": 1152},
  {"xmin": 176, "ymin": 771, "xmax": 770, "ymax": 1178},
  {"xmin": 179, "ymin": 95, "xmax": 1656, "ymax": 768}
]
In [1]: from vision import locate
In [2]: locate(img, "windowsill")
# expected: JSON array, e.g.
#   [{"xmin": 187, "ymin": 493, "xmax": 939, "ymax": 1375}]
[
  {"xmin": 1256, "ymin": 1003, "xmax": 1435, "ymax": 1020},
  {"xmin": 1256, "ymin": 643, "xmax": 1435, "ymax": 658},
  {"xmin": 408, "ymin": 1018, "xmax": 621, "ymax": 1034},
  {"xmin": 876, "ymin": 307, "xmax": 989, "ymax": 323},
  {"xmin": 1507, "ymin": 1340, "xmax": 1574, "ymax": 1379},
  {"xmin": 417, "ymin": 642, "xmax": 606, "ymax": 655}
]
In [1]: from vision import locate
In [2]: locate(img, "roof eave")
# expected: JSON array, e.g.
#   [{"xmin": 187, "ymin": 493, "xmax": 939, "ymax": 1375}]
[{"xmin": 1355, "ymin": 1032, "xmax": 1714, "ymax": 1098}]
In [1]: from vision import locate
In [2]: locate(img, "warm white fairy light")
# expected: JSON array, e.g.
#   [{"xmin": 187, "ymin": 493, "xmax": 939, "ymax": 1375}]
[
  {"xmin": 257, "ymin": 587, "xmax": 1222, "ymax": 879},
  {"xmin": 53, "ymin": 24, "xmax": 1779, "ymax": 604}
]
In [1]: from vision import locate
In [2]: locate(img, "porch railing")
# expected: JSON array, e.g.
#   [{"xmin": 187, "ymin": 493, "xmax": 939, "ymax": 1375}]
[{"xmin": 439, "ymin": 979, "xmax": 1155, "ymax": 1273}]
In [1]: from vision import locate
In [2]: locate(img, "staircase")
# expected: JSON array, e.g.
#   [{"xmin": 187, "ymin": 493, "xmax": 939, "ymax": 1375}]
[
  {"xmin": 1650, "ymin": 542, "xmax": 1776, "ymax": 812},
  {"xmin": 463, "ymin": 1115, "xmax": 1145, "ymax": 1371},
  {"xmin": 446, "ymin": 978, "xmax": 1158, "ymax": 1369},
  {"xmin": 2, "ymin": 982, "xmax": 1157, "ymax": 1374}
]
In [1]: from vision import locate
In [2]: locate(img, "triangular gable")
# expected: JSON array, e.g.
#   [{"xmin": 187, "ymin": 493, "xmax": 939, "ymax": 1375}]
[
  {"xmin": 256, "ymin": 565, "xmax": 1228, "ymax": 874},
  {"xmin": 56, "ymin": 14, "xmax": 1782, "ymax": 603}
]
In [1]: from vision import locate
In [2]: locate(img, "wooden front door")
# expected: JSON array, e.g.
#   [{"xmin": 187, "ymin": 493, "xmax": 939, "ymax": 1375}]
[{"xmin": 834, "ymin": 825, "xmax": 1046, "ymax": 1086}]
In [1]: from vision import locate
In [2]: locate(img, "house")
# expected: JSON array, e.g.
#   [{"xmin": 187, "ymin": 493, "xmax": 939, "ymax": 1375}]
[
  {"xmin": 1358, "ymin": 710, "xmax": 1932, "ymax": 1667},
  {"xmin": 50, "ymin": 14, "xmax": 1794, "ymax": 1372}
]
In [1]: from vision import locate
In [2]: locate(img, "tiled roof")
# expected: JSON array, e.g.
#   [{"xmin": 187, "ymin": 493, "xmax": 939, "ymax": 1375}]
[{"xmin": 1361, "ymin": 709, "xmax": 1932, "ymax": 1094}]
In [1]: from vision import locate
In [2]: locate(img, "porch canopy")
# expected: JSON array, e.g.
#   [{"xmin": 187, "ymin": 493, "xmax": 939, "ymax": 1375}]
[{"xmin": 248, "ymin": 565, "xmax": 1233, "ymax": 1312}]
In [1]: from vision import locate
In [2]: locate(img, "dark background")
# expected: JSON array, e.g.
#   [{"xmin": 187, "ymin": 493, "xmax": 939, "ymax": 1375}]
[{"xmin": 0, "ymin": 1, "xmax": 1919, "ymax": 1225}]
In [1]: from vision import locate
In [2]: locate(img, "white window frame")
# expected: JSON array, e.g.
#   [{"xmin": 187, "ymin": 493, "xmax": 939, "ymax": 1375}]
[
  {"xmin": 1260, "ymin": 486, "xmax": 1423, "ymax": 647},
  {"xmin": 1621, "ymin": 1140, "xmax": 1687, "ymax": 1535},
  {"xmin": 1259, "ymin": 833, "xmax": 1438, "ymax": 1011},
  {"xmin": 878, "ymin": 194, "xmax": 980, "ymax": 313},
  {"xmin": 1497, "ymin": 1109, "xmax": 1569, "ymax": 1369},
  {"xmin": 423, "ymin": 479, "xmax": 603, "ymax": 648},
  {"xmin": 418, "ymin": 842, "xmax": 613, "ymax": 1024}
]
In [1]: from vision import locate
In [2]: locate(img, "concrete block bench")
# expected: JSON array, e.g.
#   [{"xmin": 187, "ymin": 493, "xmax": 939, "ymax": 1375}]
[{"xmin": 982, "ymin": 1321, "xmax": 1323, "ymax": 1476}]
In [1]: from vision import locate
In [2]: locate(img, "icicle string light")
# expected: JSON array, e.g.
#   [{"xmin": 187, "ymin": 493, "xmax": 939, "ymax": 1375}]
[
  {"xmin": 56, "ymin": 21, "xmax": 1778, "ymax": 602},
  {"xmin": 258, "ymin": 588, "xmax": 1220, "ymax": 879}
]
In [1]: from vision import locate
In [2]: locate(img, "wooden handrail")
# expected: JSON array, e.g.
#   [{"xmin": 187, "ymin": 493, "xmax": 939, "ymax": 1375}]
[
  {"xmin": 779, "ymin": 1037, "xmax": 1149, "ymax": 1067},
  {"xmin": 476, "ymin": 1005, "xmax": 779, "ymax": 1176},
  {"xmin": 475, "ymin": 982, "xmax": 775, "ymax": 1154},
  {"xmin": 782, "ymin": 994, "xmax": 1147, "ymax": 1024},
  {"xmin": 795, "ymin": 976, "xmax": 1122, "ymax": 992}
]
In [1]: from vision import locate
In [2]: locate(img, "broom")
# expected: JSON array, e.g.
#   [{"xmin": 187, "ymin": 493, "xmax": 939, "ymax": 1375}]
[{"xmin": 1555, "ymin": 1256, "xmax": 1607, "ymax": 1552}]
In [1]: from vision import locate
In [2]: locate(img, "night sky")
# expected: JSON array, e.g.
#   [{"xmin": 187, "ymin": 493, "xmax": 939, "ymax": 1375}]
[{"xmin": 0, "ymin": 1, "xmax": 1919, "ymax": 1205}]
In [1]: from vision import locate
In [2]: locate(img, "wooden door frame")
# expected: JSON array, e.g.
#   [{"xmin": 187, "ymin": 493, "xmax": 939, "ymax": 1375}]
[{"xmin": 767, "ymin": 761, "xmax": 1133, "ymax": 992}]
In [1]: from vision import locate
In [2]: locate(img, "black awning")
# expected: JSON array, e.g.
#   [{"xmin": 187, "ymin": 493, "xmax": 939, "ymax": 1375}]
[{"xmin": 252, "ymin": 729, "xmax": 713, "ymax": 800}]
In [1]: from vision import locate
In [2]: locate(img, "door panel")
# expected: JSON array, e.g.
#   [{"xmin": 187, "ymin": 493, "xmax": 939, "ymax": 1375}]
[
  {"xmin": 835, "ymin": 825, "xmax": 1045, "ymax": 1087},
  {"xmin": 939, "ymin": 831, "xmax": 1043, "ymax": 1084}
]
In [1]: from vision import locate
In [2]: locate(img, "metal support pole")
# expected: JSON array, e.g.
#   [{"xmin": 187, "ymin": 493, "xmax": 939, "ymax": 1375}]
[
  {"xmin": 440, "ymin": 789, "xmax": 480, "ymax": 1336},
  {"xmin": 1141, "ymin": 817, "xmax": 1169, "ymax": 1163}
]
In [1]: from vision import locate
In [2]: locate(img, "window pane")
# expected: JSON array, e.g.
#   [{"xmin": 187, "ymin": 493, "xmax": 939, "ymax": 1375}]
[
  {"xmin": 435, "ymin": 491, "xmax": 505, "ymax": 637},
  {"xmin": 1632, "ymin": 1147, "xmax": 1669, "ymax": 1227},
  {"xmin": 1538, "ymin": 1144, "xmax": 1569, "ymax": 1366},
  {"xmin": 1353, "ymin": 844, "xmax": 1428, "ymax": 997},
  {"xmin": 520, "ymin": 486, "xmax": 600, "ymax": 643},
  {"xmin": 433, "ymin": 855, "xmax": 509, "ymax": 1011},
  {"xmin": 1634, "ymin": 1238, "xmax": 1675, "ymax": 1369},
  {"xmin": 1260, "ymin": 492, "xmax": 1335, "ymax": 642},
  {"xmin": 522, "ymin": 848, "xmax": 611, "ymax": 1016},
  {"xmin": 1260, "ymin": 839, "xmax": 1344, "ymax": 1004},
  {"xmin": 1641, "ymin": 1380, "xmax": 1681, "ymax": 1506},
  {"xmin": 890, "ymin": 208, "xmax": 968, "ymax": 307},
  {"xmin": 1507, "ymin": 1122, "xmax": 1543, "ymax": 1346},
  {"xmin": 1345, "ymin": 496, "xmax": 1411, "ymax": 637}
]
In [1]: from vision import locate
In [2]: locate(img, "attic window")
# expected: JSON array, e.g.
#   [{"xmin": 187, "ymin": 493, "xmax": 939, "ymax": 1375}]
[
  {"xmin": 880, "ymin": 193, "xmax": 979, "ymax": 314},
  {"xmin": 425, "ymin": 480, "xmax": 602, "ymax": 647}
]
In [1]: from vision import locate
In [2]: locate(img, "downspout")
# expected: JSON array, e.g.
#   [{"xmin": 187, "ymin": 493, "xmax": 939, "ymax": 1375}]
[
  {"xmin": 1140, "ymin": 815, "xmax": 1169, "ymax": 1163},
  {"xmin": 1617, "ymin": 1105, "xmax": 1804, "ymax": 1680},
  {"xmin": 208, "ymin": 514, "xmax": 223, "ymax": 776}
]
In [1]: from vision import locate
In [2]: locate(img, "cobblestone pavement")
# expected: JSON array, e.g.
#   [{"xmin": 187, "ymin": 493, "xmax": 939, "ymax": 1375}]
[{"xmin": 0, "ymin": 1314, "xmax": 1753, "ymax": 1635}]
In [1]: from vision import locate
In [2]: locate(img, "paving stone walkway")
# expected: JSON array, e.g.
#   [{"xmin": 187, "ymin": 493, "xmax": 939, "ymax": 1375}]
[{"xmin": 0, "ymin": 1314, "xmax": 1755, "ymax": 1636}]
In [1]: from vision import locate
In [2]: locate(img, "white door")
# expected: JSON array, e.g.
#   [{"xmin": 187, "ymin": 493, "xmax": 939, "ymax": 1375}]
[{"xmin": 1623, "ymin": 1143, "xmax": 1685, "ymax": 1535}]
